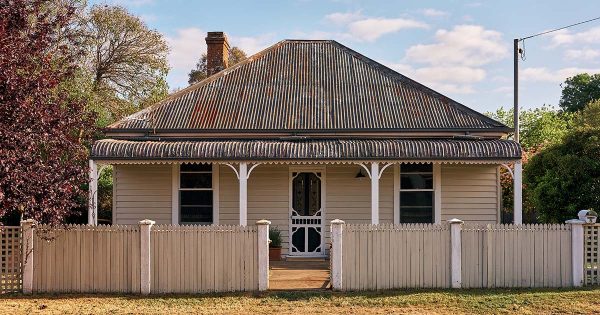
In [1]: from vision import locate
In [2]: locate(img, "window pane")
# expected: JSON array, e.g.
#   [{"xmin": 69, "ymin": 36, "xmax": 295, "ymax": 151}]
[
  {"xmin": 400, "ymin": 191, "xmax": 433, "ymax": 207},
  {"xmin": 180, "ymin": 190, "xmax": 213, "ymax": 206},
  {"xmin": 401, "ymin": 163, "xmax": 433, "ymax": 173},
  {"xmin": 180, "ymin": 163, "xmax": 212, "ymax": 172},
  {"xmin": 400, "ymin": 206, "xmax": 433, "ymax": 223},
  {"xmin": 180, "ymin": 206, "xmax": 212, "ymax": 223},
  {"xmin": 401, "ymin": 174, "xmax": 433, "ymax": 189},
  {"xmin": 292, "ymin": 173, "xmax": 321, "ymax": 216},
  {"xmin": 180, "ymin": 173, "xmax": 212, "ymax": 188}
]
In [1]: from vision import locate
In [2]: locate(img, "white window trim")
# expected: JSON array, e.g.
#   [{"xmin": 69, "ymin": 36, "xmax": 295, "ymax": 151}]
[
  {"xmin": 171, "ymin": 163, "xmax": 219, "ymax": 225},
  {"xmin": 394, "ymin": 163, "xmax": 441, "ymax": 224},
  {"xmin": 171, "ymin": 164, "xmax": 179, "ymax": 225}
]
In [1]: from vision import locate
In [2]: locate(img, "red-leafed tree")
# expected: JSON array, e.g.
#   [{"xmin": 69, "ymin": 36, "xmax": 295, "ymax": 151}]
[{"xmin": 0, "ymin": 0, "xmax": 95, "ymax": 224}]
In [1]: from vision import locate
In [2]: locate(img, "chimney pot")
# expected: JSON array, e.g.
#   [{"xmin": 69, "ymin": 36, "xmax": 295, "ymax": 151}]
[{"xmin": 205, "ymin": 32, "xmax": 230, "ymax": 76}]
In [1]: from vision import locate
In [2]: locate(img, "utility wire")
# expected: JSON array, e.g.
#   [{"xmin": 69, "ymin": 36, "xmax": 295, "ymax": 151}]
[{"xmin": 519, "ymin": 16, "xmax": 600, "ymax": 41}]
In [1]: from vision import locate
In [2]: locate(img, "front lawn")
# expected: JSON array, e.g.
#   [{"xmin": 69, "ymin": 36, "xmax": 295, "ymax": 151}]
[{"xmin": 1, "ymin": 288, "xmax": 599, "ymax": 314}]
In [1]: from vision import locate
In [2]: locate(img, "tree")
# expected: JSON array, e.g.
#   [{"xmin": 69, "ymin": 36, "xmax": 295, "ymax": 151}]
[
  {"xmin": 81, "ymin": 5, "xmax": 169, "ymax": 125},
  {"xmin": 188, "ymin": 46, "xmax": 247, "ymax": 85},
  {"xmin": 559, "ymin": 73, "xmax": 600, "ymax": 113},
  {"xmin": 0, "ymin": 0, "xmax": 95, "ymax": 224},
  {"xmin": 524, "ymin": 127, "xmax": 600, "ymax": 223},
  {"xmin": 487, "ymin": 106, "xmax": 573, "ymax": 222},
  {"xmin": 523, "ymin": 100, "xmax": 600, "ymax": 223},
  {"xmin": 574, "ymin": 99, "xmax": 600, "ymax": 130},
  {"xmin": 486, "ymin": 106, "xmax": 573, "ymax": 150}
]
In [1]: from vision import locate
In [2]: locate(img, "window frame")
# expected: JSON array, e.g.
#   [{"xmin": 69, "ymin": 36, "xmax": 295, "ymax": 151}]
[
  {"xmin": 394, "ymin": 163, "xmax": 441, "ymax": 224},
  {"xmin": 172, "ymin": 163, "xmax": 219, "ymax": 225}
]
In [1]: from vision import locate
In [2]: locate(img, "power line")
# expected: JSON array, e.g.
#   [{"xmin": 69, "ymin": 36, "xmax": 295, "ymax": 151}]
[{"xmin": 519, "ymin": 16, "xmax": 600, "ymax": 41}]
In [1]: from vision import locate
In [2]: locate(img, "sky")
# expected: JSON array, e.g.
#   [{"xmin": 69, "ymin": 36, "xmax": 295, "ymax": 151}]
[{"xmin": 95, "ymin": 0, "xmax": 600, "ymax": 113}]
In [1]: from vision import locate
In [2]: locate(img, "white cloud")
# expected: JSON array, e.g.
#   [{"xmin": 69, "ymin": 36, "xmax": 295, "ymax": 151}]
[
  {"xmin": 492, "ymin": 86, "xmax": 513, "ymax": 93},
  {"xmin": 548, "ymin": 27, "xmax": 600, "ymax": 47},
  {"xmin": 422, "ymin": 9, "xmax": 449, "ymax": 17},
  {"xmin": 323, "ymin": 12, "xmax": 428, "ymax": 42},
  {"xmin": 324, "ymin": 11, "xmax": 363, "ymax": 25},
  {"xmin": 521, "ymin": 67, "xmax": 600, "ymax": 82},
  {"xmin": 405, "ymin": 25, "xmax": 508, "ymax": 67},
  {"xmin": 166, "ymin": 28, "xmax": 206, "ymax": 71},
  {"xmin": 565, "ymin": 49, "xmax": 600, "ymax": 61},
  {"xmin": 347, "ymin": 18, "xmax": 428, "ymax": 42},
  {"xmin": 387, "ymin": 25, "xmax": 507, "ymax": 95},
  {"xmin": 229, "ymin": 33, "xmax": 276, "ymax": 55},
  {"xmin": 387, "ymin": 63, "xmax": 483, "ymax": 94}
]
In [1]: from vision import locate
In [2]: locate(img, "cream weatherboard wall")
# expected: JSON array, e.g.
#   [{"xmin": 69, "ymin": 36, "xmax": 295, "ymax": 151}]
[
  {"xmin": 440, "ymin": 164, "xmax": 500, "ymax": 223},
  {"xmin": 113, "ymin": 164, "xmax": 172, "ymax": 225},
  {"xmin": 113, "ymin": 163, "xmax": 501, "ymax": 256}
]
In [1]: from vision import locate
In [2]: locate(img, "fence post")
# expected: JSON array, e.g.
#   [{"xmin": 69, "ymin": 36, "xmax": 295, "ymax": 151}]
[
  {"xmin": 331, "ymin": 219, "xmax": 345, "ymax": 291},
  {"xmin": 256, "ymin": 219, "xmax": 271, "ymax": 291},
  {"xmin": 20, "ymin": 219, "xmax": 36, "ymax": 294},
  {"xmin": 139, "ymin": 219, "xmax": 155, "ymax": 295},
  {"xmin": 566, "ymin": 219, "xmax": 585, "ymax": 287},
  {"xmin": 448, "ymin": 218, "xmax": 463, "ymax": 289}
]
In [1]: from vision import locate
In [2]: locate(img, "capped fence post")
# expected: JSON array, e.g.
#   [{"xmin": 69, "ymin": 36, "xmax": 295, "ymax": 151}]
[
  {"xmin": 139, "ymin": 219, "xmax": 155, "ymax": 295},
  {"xmin": 331, "ymin": 219, "xmax": 345, "ymax": 291},
  {"xmin": 20, "ymin": 219, "xmax": 36, "ymax": 294},
  {"xmin": 256, "ymin": 219, "xmax": 271, "ymax": 291},
  {"xmin": 448, "ymin": 218, "xmax": 463, "ymax": 289},
  {"xmin": 566, "ymin": 219, "xmax": 585, "ymax": 287}
]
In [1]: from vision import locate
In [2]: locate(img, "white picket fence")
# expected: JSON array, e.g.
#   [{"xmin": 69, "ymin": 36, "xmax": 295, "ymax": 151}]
[
  {"xmin": 331, "ymin": 220, "xmax": 583, "ymax": 291},
  {"xmin": 22, "ymin": 220, "xmax": 270, "ymax": 294},
  {"xmin": 6, "ymin": 219, "xmax": 599, "ymax": 294}
]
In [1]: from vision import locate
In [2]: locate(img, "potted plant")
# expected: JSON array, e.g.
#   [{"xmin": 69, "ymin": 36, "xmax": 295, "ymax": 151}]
[{"xmin": 269, "ymin": 227, "xmax": 282, "ymax": 261}]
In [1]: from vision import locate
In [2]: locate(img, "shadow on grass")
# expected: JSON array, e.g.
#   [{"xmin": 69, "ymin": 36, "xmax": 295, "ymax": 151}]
[{"xmin": 1, "ymin": 287, "xmax": 599, "ymax": 302}]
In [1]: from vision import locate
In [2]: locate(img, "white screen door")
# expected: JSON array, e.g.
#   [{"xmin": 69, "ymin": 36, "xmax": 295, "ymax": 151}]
[{"xmin": 289, "ymin": 171, "xmax": 324, "ymax": 256}]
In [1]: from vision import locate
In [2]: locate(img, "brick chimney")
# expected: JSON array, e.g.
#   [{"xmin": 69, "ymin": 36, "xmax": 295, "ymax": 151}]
[{"xmin": 205, "ymin": 32, "xmax": 230, "ymax": 76}]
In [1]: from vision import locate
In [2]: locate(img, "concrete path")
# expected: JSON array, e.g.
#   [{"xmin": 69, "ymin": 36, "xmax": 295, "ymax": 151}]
[{"xmin": 269, "ymin": 258, "xmax": 330, "ymax": 290}]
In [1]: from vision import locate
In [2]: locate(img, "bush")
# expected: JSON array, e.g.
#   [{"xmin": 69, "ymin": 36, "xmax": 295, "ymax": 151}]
[
  {"xmin": 524, "ymin": 128, "xmax": 600, "ymax": 223},
  {"xmin": 269, "ymin": 227, "xmax": 282, "ymax": 248}
]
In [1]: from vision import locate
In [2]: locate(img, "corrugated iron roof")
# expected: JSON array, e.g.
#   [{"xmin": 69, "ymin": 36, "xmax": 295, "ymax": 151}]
[
  {"xmin": 108, "ymin": 40, "xmax": 509, "ymax": 133},
  {"xmin": 92, "ymin": 139, "xmax": 521, "ymax": 161}
]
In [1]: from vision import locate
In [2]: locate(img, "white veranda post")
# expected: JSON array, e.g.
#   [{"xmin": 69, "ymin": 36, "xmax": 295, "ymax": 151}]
[
  {"xmin": 88, "ymin": 160, "xmax": 98, "ymax": 226},
  {"xmin": 371, "ymin": 162, "xmax": 380, "ymax": 225},
  {"xmin": 239, "ymin": 162, "xmax": 248, "ymax": 226},
  {"xmin": 226, "ymin": 162, "xmax": 261, "ymax": 226},
  {"xmin": 513, "ymin": 160, "xmax": 523, "ymax": 224}
]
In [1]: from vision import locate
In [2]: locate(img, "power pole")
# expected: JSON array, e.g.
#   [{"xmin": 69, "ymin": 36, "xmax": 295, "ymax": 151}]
[{"xmin": 513, "ymin": 38, "xmax": 519, "ymax": 143}]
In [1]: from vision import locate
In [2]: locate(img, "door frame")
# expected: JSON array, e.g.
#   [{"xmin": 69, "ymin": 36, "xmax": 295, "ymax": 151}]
[{"xmin": 288, "ymin": 165, "xmax": 326, "ymax": 257}]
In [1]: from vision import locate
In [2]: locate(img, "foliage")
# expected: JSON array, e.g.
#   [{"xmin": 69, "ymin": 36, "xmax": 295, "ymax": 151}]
[
  {"xmin": 574, "ymin": 99, "xmax": 600, "ymax": 130},
  {"xmin": 0, "ymin": 0, "xmax": 95, "ymax": 224},
  {"xmin": 524, "ymin": 116, "xmax": 600, "ymax": 223},
  {"xmin": 97, "ymin": 166, "xmax": 113, "ymax": 224},
  {"xmin": 486, "ymin": 106, "xmax": 573, "ymax": 150},
  {"xmin": 188, "ymin": 46, "xmax": 247, "ymax": 85},
  {"xmin": 80, "ymin": 5, "xmax": 169, "ymax": 126},
  {"xmin": 487, "ymin": 106, "xmax": 574, "ymax": 222},
  {"xmin": 269, "ymin": 226, "xmax": 282, "ymax": 248},
  {"xmin": 559, "ymin": 73, "xmax": 600, "ymax": 113}
]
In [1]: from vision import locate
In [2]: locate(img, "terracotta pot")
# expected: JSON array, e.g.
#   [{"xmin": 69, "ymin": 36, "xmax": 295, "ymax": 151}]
[{"xmin": 269, "ymin": 247, "xmax": 282, "ymax": 261}]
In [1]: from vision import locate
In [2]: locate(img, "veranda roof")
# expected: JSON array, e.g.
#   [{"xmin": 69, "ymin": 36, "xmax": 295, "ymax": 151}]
[{"xmin": 91, "ymin": 138, "xmax": 521, "ymax": 161}]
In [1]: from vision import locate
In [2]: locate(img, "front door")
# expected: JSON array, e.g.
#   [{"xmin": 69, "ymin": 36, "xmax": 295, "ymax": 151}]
[{"xmin": 289, "ymin": 171, "xmax": 324, "ymax": 256}]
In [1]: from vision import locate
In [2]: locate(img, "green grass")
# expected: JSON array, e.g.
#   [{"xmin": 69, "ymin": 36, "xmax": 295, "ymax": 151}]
[{"xmin": 1, "ymin": 288, "xmax": 599, "ymax": 314}]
